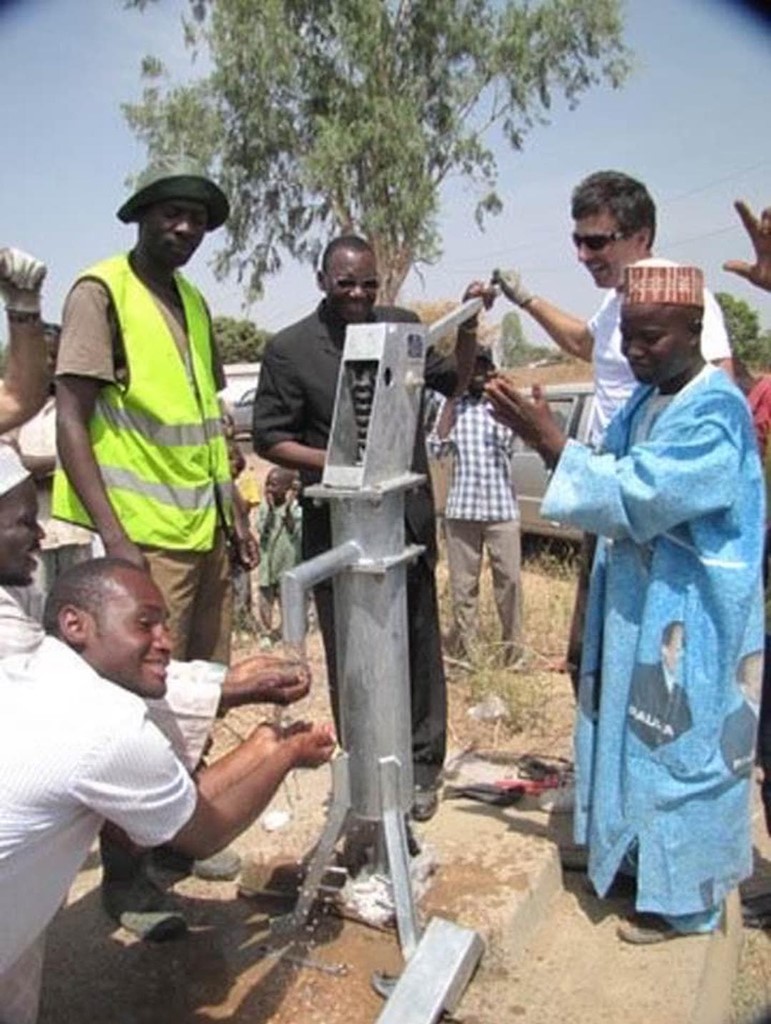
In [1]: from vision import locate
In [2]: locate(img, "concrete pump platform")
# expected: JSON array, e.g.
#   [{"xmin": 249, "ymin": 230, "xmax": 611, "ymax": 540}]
[{"xmin": 37, "ymin": 750, "xmax": 742, "ymax": 1024}]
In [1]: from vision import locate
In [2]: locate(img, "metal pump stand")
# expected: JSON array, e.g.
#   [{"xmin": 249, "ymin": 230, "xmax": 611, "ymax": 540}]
[{"xmin": 277, "ymin": 300, "xmax": 485, "ymax": 1022}]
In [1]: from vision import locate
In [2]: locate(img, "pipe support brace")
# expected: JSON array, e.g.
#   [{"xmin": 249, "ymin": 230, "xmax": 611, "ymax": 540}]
[{"xmin": 280, "ymin": 539, "xmax": 362, "ymax": 646}]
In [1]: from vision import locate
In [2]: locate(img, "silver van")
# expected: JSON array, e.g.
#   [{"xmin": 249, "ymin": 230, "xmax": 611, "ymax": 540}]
[{"xmin": 510, "ymin": 382, "xmax": 594, "ymax": 541}]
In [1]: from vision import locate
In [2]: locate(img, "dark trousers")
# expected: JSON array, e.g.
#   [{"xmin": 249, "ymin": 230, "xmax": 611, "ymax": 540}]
[
  {"xmin": 759, "ymin": 634, "xmax": 771, "ymax": 834},
  {"xmin": 313, "ymin": 552, "xmax": 447, "ymax": 789},
  {"xmin": 566, "ymin": 533, "xmax": 597, "ymax": 700}
]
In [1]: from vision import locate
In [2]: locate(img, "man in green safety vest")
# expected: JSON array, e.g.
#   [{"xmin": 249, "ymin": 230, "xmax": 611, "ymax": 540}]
[
  {"xmin": 52, "ymin": 160, "xmax": 258, "ymax": 939},
  {"xmin": 53, "ymin": 159, "xmax": 250, "ymax": 666}
]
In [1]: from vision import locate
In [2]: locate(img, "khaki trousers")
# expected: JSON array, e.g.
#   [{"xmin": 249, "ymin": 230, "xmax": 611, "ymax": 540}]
[
  {"xmin": 444, "ymin": 518, "xmax": 523, "ymax": 663},
  {"xmin": 144, "ymin": 529, "xmax": 232, "ymax": 663}
]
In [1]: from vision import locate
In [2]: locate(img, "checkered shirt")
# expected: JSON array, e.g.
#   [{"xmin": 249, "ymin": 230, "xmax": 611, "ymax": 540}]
[{"xmin": 428, "ymin": 395, "xmax": 519, "ymax": 521}]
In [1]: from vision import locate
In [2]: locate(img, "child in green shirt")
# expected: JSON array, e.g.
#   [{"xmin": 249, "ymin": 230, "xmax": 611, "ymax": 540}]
[{"xmin": 257, "ymin": 467, "xmax": 302, "ymax": 641}]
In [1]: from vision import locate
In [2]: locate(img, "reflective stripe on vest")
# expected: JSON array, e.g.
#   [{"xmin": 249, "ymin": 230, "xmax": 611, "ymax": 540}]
[
  {"xmin": 96, "ymin": 400, "xmax": 223, "ymax": 448},
  {"xmin": 98, "ymin": 465, "xmax": 233, "ymax": 511},
  {"xmin": 52, "ymin": 254, "xmax": 232, "ymax": 551}
]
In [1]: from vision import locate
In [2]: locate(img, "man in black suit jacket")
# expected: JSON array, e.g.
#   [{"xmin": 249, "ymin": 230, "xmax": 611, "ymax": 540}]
[{"xmin": 253, "ymin": 235, "xmax": 484, "ymax": 820}]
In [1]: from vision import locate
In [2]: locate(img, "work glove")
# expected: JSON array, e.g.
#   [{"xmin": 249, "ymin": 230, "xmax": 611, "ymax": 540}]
[
  {"xmin": 492, "ymin": 267, "xmax": 533, "ymax": 308},
  {"xmin": 0, "ymin": 247, "xmax": 47, "ymax": 314}
]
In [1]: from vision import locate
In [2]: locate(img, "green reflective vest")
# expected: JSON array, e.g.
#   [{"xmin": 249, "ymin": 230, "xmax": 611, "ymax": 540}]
[{"xmin": 52, "ymin": 255, "xmax": 232, "ymax": 551}]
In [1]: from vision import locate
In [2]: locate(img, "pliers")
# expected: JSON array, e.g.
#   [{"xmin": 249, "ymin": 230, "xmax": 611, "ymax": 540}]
[{"xmin": 444, "ymin": 775, "xmax": 561, "ymax": 806}]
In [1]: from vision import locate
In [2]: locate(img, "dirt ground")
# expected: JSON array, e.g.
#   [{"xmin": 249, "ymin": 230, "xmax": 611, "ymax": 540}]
[
  {"xmin": 34, "ymin": 448, "xmax": 771, "ymax": 1023},
  {"xmin": 37, "ymin": 613, "xmax": 576, "ymax": 1024}
]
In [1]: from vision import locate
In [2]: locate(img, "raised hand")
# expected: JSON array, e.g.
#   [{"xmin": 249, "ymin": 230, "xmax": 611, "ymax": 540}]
[
  {"xmin": 492, "ymin": 268, "xmax": 534, "ymax": 308},
  {"xmin": 485, "ymin": 378, "xmax": 565, "ymax": 468},
  {"xmin": 0, "ymin": 247, "xmax": 47, "ymax": 314},
  {"xmin": 723, "ymin": 200, "xmax": 771, "ymax": 293}
]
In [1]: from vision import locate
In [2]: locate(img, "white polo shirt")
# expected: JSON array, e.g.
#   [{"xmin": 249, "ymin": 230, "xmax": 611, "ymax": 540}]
[{"xmin": 0, "ymin": 638, "xmax": 197, "ymax": 977}]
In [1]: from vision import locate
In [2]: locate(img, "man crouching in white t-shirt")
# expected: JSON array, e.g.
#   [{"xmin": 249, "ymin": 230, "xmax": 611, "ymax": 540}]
[
  {"xmin": 0, "ymin": 442, "xmax": 318, "ymax": 944},
  {"xmin": 0, "ymin": 557, "xmax": 335, "ymax": 1024}
]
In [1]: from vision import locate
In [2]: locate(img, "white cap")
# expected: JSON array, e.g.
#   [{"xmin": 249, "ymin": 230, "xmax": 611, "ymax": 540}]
[{"xmin": 0, "ymin": 443, "xmax": 30, "ymax": 497}]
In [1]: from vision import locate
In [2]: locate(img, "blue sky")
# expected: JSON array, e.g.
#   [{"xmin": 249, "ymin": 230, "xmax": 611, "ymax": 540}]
[{"xmin": 1, "ymin": 0, "xmax": 770, "ymax": 345}]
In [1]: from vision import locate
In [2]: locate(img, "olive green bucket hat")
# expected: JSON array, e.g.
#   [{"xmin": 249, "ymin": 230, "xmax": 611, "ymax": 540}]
[{"xmin": 117, "ymin": 158, "xmax": 230, "ymax": 231}]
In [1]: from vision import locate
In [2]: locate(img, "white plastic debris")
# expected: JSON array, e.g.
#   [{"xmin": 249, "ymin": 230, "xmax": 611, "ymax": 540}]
[
  {"xmin": 340, "ymin": 873, "xmax": 395, "ymax": 927},
  {"xmin": 261, "ymin": 809, "xmax": 292, "ymax": 832},
  {"xmin": 340, "ymin": 845, "xmax": 439, "ymax": 926},
  {"xmin": 467, "ymin": 694, "xmax": 508, "ymax": 722}
]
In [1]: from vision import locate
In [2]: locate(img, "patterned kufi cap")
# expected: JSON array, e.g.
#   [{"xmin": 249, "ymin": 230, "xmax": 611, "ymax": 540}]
[
  {"xmin": 623, "ymin": 258, "xmax": 704, "ymax": 308},
  {"xmin": 0, "ymin": 443, "xmax": 29, "ymax": 497}
]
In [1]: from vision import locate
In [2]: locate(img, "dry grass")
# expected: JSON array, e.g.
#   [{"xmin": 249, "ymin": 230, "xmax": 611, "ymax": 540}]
[{"xmin": 436, "ymin": 530, "xmax": 578, "ymax": 753}]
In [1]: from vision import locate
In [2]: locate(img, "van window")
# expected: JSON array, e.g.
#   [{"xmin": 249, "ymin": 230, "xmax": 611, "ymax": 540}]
[{"xmin": 511, "ymin": 396, "xmax": 578, "ymax": 451}]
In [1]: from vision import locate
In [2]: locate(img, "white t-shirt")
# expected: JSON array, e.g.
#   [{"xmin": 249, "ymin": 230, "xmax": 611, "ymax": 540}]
[
  {"xmin": 0, "ymin": 586, "xmax": 44, "ymax": 656},
  {"xmin": 0, "ymin": 638, "xmax": 197, "ymax": 975},
  {"xmin": 0, "ymin": 585, "xmax": 223, "ymax": 771},
  {"xmin": 15, "ymin": 398, "xmax": 93, "ymax": 550},
  {"xmin": 587, "ymin": 286, "xmax": 731, "ymax": 444}
]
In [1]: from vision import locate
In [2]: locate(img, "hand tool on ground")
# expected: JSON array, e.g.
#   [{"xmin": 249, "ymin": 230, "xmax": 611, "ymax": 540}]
[{"xmin": 444, "ymin": 775, "xmax": 562, "ymax": 806}]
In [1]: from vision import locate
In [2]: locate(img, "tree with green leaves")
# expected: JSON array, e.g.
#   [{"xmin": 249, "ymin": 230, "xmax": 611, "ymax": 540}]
[
  {"xmin": 498, "ymin": 309, "xmax": 564, "ymax": 367},
  {"xmin": 715, "ymin": 291, "xmax": 771, "ymax": 367},
  {"xmin": 500, "ymin": 309, "xmax": 528, "ymax": 367},
  {"xmin": 212, "ymin": 315, "xmax": 271, "ymax": 363},
  {"xmin": 124, "ymin": 0, "xmax": 630, "ymax": 302}
]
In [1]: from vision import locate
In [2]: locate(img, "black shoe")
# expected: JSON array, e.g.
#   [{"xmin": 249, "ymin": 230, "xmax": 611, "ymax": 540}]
[
  {"xmin": 742, "ymin": 891, "xmax": 771, "ymax": 930},
  {"xmin": 617, "ymin": 913, "xmax": 682, "ymax": 945},
  {"xmin": 101, "ymin": 876, "xmax": 188, "ymax": 942},
  {"xmin": 411, "ymin": 785, "xmax": 440, "ymax": 822},
  {"xmin": 406, "ymin": 819, "xmax": 421, "ymax": 857},
  {"xmin": 153, "ymin": 846, "xmax": 242, "ymax": 881}
]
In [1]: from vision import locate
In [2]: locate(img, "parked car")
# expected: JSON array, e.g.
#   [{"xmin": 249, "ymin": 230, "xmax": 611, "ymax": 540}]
[
  {"xmin": 231, "ymin": 386, "xmax": 257, "ymax": 438},
  {"xmin": 510, "ymin": 382, "xmax": 594, "ymax": 541}
]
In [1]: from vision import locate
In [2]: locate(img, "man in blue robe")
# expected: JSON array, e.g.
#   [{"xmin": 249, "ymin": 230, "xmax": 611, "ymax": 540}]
[{"xmin": 486, "ymin": 259, "xmax": 765, "ymax": 942}]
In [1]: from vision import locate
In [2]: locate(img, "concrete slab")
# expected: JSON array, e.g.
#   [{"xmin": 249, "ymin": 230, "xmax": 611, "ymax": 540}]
[
  {"xmin": 417, "ymin": 791, "xmax": 564, "ymax": 962},
  {"xmin": 37, "ymin": 747, "xmax": 744, "ymax": 1024},
  {"xmin": 447, "ymin": 800, "xmax": 743, "ymax": 1024}
]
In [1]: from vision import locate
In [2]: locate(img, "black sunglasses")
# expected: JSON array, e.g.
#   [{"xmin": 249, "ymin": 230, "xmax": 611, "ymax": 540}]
[
  {"xmin": 333, "ymin": 277, "xmax": 380, "ymax": 291},
  {"xmin": 571, "ymin": 231, "xmax": 625, "ymax": 252}
]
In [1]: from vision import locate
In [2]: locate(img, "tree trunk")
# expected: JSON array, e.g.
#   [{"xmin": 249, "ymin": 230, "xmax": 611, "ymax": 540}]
[{"xmin": 371, "ymin": 239, "xmax": 413, "ymax": 306}]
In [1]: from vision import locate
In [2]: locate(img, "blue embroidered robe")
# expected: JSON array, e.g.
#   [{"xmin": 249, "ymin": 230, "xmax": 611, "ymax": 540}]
[{"xmin": 543, "ymin": 369, "xmax": 764, "ymax": 917}]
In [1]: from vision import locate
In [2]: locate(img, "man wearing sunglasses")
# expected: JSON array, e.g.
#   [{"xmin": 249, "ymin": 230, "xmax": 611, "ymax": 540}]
[
  {"xmin": 253, "ymin": 235, "xmax": 485, "ymax": 823},
  {"xmin": 496, "ymin": 170, "xmax": 731, "ymax": 446},
  {"xmin": 497, "ymin": 172, "xmax": 732, "ymax": 701}
]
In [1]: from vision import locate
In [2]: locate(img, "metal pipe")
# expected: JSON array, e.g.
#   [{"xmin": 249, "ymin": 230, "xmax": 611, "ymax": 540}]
[
  {"xmin": 425, "ymin": 297, "xmax": 483, "ymax": 348},
  {"xmin": 280, "ymin": 539, "xmax": 362, "ymax": 645}
]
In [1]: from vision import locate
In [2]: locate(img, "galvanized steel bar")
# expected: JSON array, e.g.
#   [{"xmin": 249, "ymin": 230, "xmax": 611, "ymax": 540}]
[{"xmin": 424, "ymin": 297, "xmax": 483, "ymax": 348}]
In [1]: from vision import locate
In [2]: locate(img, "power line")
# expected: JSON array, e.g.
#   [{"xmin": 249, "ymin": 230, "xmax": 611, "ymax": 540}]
[
  {"xmin": 659, "ymin": 224, "xmax": 740, "ymax": 249},
  {"xmin": 435, "ymin": 159, "xmax": 771, "ymax": 273},
  {"xmin": 661, "ymin": 160, "xmax": 771, "ymax": 205}
]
